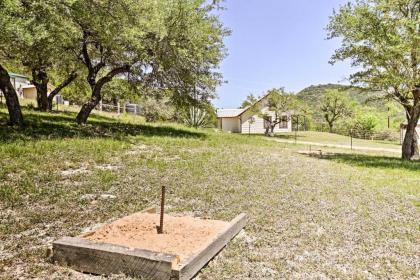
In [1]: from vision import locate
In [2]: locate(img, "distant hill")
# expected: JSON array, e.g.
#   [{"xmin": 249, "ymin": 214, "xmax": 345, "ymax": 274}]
[
  {"xmin": 296, "ymin": 84, "xmax": 405, "ymax": 130},
  {"xmin": 296, "ymin": 84, "xmax": 385, "ymax": 108}
]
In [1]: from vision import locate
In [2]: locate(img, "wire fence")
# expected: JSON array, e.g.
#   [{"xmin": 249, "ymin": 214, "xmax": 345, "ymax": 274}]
[
  {"xmin": 282, "ymin": 128, "xmax": 403, "ymax": 151},
  {"xmin": 0, "ymin": 95, "xmax": 143, "ymax": 117}
]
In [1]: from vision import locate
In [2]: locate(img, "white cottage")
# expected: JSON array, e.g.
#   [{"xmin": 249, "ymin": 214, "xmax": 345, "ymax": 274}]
[{"xmin": 216, "ymin": 94, "xmax": 293, "ymax": 134}]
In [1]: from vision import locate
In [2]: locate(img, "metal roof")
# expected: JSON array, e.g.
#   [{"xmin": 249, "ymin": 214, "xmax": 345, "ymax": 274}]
[
  {"xmin": 9, "ymin": 73, "xmax": 29, "ymax": 79},
  {"xmin": 216, "ymin": 108, "xmax": 245, "ymax": 118}
]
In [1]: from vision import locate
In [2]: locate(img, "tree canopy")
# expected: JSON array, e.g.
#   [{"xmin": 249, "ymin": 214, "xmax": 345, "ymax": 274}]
[
  {"xmin": 0, "ymin": 0, "xmax": 228, "ymax": 125},
  {"xmin": 240, "ymin": 94, "xmax": 258, "ymax": 108},
  {"xmin": 0, "ymin": 0, "xmax": 80, "ymax": 111},
  {"xmin": 253, "ymin": 88, "xmax": 300, "ymax": 136},
  {"xmin": 321, "ymin": 89, "xmax": 354, "ymax": 132},
  {"xmin": 327, "ymin": 0, "xmax": 419, "ymax": 160}
]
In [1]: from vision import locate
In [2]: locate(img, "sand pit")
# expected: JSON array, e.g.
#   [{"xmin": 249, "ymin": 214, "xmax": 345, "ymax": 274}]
[
  {"xmin": 53, "ymin": 208, "xmax": 247, "ymax": 280},
  {"xmin": 83, "ymin": 212, "xmax": 229, "ymax": 260}
]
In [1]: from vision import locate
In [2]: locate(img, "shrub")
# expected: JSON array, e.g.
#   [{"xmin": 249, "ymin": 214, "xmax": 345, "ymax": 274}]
[
  {"xmin": 184, "ymin": 107, "xmax": 208, "ymax": 128},
  {"xmin": 350, "ymin": 114, "xmax": 378, "ymax": 139}
]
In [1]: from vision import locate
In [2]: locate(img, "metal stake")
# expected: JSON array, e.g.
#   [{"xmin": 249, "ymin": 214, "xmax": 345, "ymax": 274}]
[{"xmin": 157, "ymin": 186, "xmax": 165, "ymax": 234}]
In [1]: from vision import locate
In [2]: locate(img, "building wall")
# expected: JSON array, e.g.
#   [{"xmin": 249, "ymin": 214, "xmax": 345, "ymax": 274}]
[
  {"xmin": 220, "ymin": 117, "xmax": 241, "ymax": 133},
  {"xmin": 240, "ymin": 106, "xmax": 292, "ymax": 134},
  {"xmin": 5, "ymin": 76, "xmax": 30, "ymax": 98},
  {"xmin": 23, "ymin": 87, "xmax": 37, "ymax": 100}
]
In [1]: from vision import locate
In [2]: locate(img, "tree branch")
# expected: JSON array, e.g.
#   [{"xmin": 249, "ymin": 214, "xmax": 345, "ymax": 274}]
[
  {"xmin": 96, "ymin": 64, "xmax": 131, "ymax": 90},
  {"xmin": 48, "ymin": 71, "xmax": 78, "ymax": 101}
]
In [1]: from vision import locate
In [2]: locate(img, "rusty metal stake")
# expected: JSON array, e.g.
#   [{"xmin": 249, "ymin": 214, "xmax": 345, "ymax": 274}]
[{"xmin": 156, "ymin": 186, "xmax": 165, "ymax": 234}]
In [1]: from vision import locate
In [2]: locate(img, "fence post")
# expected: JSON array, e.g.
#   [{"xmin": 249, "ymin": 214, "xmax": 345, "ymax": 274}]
[
  {"xmin": 350, "ymin": 129, "xmax": 353, "ymax": 150},
  {"xmin": 99, "ymin": 100, "xmax": 103, "ymax": 111},
  {"xmin": 117, "ymin": 102, "xmax": 120, "ymax": 115}
]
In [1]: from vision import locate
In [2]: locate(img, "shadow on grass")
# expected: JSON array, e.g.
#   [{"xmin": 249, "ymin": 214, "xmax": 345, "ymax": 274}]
[
  {"xmin": 0, "ymin": 109, "xmax": 206, "ymax": 143},
  {"xmin": 274, "ymin": 134, "xmax": 306, "ymax": 140},
  {"xmin": 303, "ymin": 151, "xmax": 420, "ymax": 172}
]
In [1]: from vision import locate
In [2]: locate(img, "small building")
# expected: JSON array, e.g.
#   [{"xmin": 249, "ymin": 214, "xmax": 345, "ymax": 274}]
[
  {"xmin": 8, "ymin": 73, "xmax": 31, "ymax": 98},
  {"xmin": 400, "ymin": 121, "xmax": 420, "ymax": 144},
  {"xmin": 0, "ymin": 73, "xmax": 68, "ymax": 106},
  {"xmin": 216, "ymin": 94, "xmax": 292, "ymax": 134},
  {"xmin": 21, "ymin": 84, "xmax": 55, "ymax": 100}
]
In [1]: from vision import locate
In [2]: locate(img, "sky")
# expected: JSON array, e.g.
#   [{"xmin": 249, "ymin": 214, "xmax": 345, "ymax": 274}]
[{"xmin": 214, "ymin": 0, "xmax": 354, "ymax": 109}]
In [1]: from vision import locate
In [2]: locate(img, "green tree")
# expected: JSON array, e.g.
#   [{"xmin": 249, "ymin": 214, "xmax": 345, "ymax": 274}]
[
  {"xmin": 255, "ymin": 88, "xmax": 298, "ymax": 136},
  {"xmin": 141, "ymin": 95, "xmax": 175, "ymax": 123},
  {"xmin": 321, "ymin": 90, "xmax": 354, "ymax": 133},
  {"xmin": 351, "ymin": 113, "xmax": 379, "ymax": 138},
  {"xmin": 240, "ymin": 94, "xmax": 258, "ymax": 108},
  {"xmin": 69, "ymin": 0, "xmax": 227, "ymax": 125},
  {"xmin": 327, "ymin": 0, "xmax": 419, "ymax": 160},
  {"xmin": 0, "ymin": 0, "xmax": 79, "ymax": 111},
  {"xmin": 0, "ymin": 0, "xmax": 25, "ymax": 125}
]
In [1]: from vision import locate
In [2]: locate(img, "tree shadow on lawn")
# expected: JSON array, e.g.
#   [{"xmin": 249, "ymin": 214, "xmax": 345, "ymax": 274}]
[
  {"xmin": 274, "ymin": 134, "xmax": 306, "ymax": 140},
  {"xmin": 303, "ymin": 151, "xmax": 420, "ymax": 172},
  {"xmin": 0, "ymin": 110, "xmax": 206, "ymax": 143}
]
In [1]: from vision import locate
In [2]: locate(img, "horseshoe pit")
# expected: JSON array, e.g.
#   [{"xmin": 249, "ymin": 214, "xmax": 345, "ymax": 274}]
[{"xmin": 52, "ymin": 207, "xmax": 247, "ymax": 280}]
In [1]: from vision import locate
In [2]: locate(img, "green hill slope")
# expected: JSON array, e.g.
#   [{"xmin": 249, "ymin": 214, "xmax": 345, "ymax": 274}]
[{"xmin": 296, "ymin": 84, "xmax": 405, "ymax": 131}]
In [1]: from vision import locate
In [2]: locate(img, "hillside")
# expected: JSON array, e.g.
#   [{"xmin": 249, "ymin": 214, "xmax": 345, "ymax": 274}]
[
  {"xmin": 297, "ymin": 84, "xmax": 384, "ymax": 108},
  {"xmin": 296, "ymin": 84, "xmax": 406, "ymax": 130}
]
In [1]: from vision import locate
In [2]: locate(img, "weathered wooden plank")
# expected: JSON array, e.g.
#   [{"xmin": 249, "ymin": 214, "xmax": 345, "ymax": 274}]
[
  {"xmin": 172, "ymin": 213, "xmax": 247, "ymax": 280},
  {"xmin": 53, "ymin": 237, "xmax": 176, "ymax": 280}
]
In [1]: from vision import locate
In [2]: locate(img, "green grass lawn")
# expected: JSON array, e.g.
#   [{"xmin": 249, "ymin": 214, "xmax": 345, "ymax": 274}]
[
  {"xmin": 275, "ymin": 131, "xmax": 401, "ymax": 150},
  {"xmin": 1, "ymin": 108, "xmax": 419, "ymax": 279}
]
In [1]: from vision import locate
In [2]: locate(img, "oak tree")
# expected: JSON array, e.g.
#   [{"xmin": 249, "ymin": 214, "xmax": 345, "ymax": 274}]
[
  {"xmin": 0, "ymin": 0, "xmax": 79, "ymax": 111},
  {"xmin": 321, "ymin": 90, "xmax": 354, "ymax": 132},
  {"xmin": 327, "ymin": 0, "xmax": 420, "ymax": 160}
]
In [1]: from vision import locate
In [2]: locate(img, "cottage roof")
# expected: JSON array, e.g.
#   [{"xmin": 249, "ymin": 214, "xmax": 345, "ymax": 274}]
[
  {"xmin": 9, "ymin": 73, "xmax": 29, "ymax": 79},
  {"xmin": 216, "ymin": 108, "xmax": 245, "ymax": 118},
  {"xmin": 216, "ymin": 92, "xmax": 273, "ymax": 118}
]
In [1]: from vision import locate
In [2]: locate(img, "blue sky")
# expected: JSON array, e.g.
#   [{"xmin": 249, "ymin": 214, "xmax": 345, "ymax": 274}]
[{"xmin": 214, "ymin": 0, "xmax": 353, "ymax": 108}]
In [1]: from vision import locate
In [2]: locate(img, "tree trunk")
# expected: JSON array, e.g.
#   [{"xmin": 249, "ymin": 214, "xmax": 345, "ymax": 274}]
[
  {"xmin": 31, "ymin": 68, "xmax": 49, "ymax": 111},
  {"xmin": 76, "ymin": 65, "xmax": 130, "ymax": 124},
  {"xmin": 0, "ymin": 64, "xmax": 24, "ymax": 126},
  {"xmin": 46, "ymin": 72, "xmax": 77, "ymax": 111},
  {"xmin": 402, "ymin": 101, "xmax": 420, "ymax": 161},
  {"xmin": 328, "ymin": 122, "xmax": 333, "ymax": 133},
  {"xmin": 76, "ymin": 86, "xmax": 101, "ymax": 124},
  {"xmin": 264, "ymin": 124, "xmax": 272, "ymax": 136}
]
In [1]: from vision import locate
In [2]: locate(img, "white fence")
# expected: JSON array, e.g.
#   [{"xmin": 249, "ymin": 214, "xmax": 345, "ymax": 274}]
[{"xmin": 96, "ymin": 101, "xmax": 141, "ymax": 115}]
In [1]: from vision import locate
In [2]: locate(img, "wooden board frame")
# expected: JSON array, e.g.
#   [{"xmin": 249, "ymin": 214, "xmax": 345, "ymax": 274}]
[{"xmin": 52, "ymin": 207, "xmax": 247, "ymax": 280}]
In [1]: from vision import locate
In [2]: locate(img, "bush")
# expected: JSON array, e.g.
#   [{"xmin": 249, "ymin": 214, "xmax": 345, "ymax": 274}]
[
  {"xmin": 141, "ymin": 97, "xmax": 175, "ymax": 122},
  {"xmin": 375, "ymin": 129, "xmax": 400, "ymax": 141},
  {"xmin": 350, "ymin": 114, "xmax": 378, "ymax": 139}
]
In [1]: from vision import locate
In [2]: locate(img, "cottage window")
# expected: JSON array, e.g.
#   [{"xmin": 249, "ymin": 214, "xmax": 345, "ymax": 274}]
[{"xmin": 279, "ymin": 116, "xmax": 288, "ymax": 128}]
